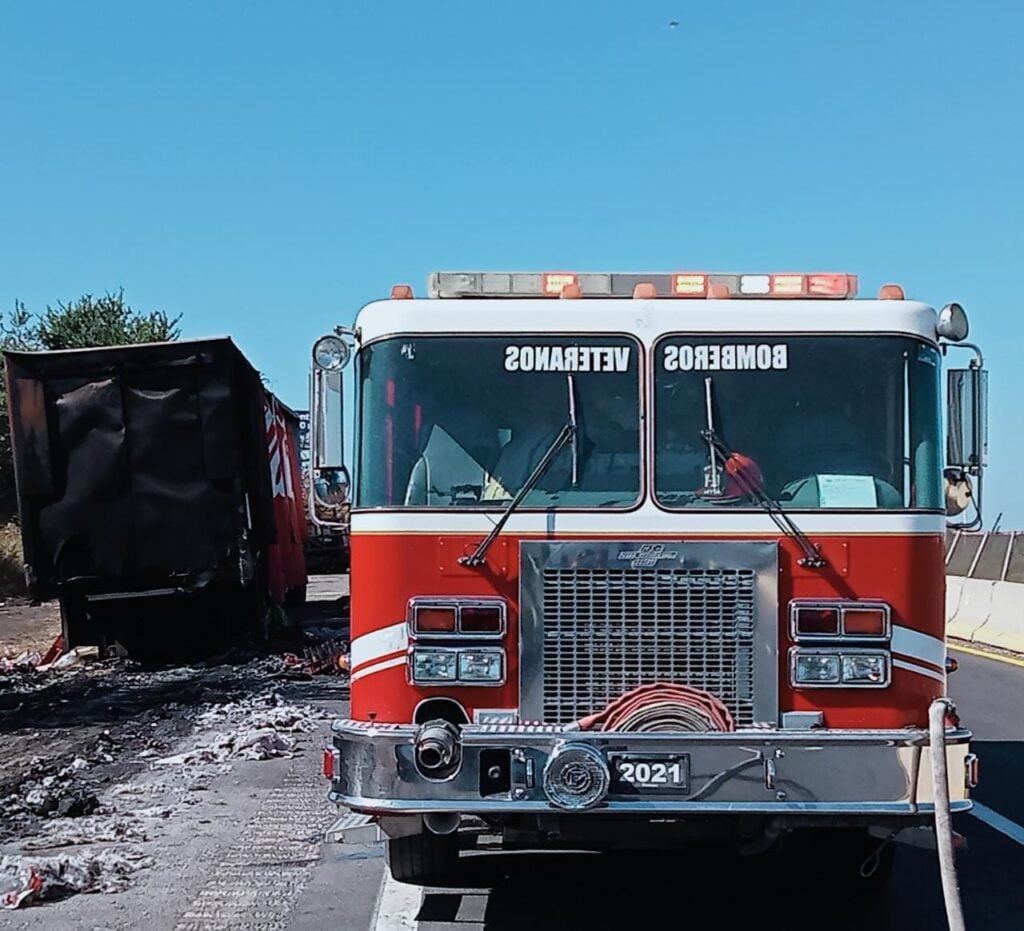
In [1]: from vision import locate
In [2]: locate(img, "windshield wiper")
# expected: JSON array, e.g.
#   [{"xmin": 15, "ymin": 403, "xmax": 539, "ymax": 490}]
[
  {"xmin": 460, "ymin": 376, "xmax": 578, "ymax": 568},
  {"xmin": 701, "ymin": 376, "xmax": 827, "ymax": 570}
]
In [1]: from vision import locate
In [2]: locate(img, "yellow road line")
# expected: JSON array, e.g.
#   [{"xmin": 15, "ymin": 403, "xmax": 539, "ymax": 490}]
[{"xmin": 949, "ymin": 642, "xmax": 1024, "ymax": 669}]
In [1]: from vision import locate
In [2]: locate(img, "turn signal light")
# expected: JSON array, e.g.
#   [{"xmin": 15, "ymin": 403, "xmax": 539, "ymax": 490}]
[
  {"xmin": 460, "ymin": 605, "xmax": 503, "ymax": 633},
  {"xmin": 408, "ymin": 597, "xmax": 507, "ymax": 638},
  {"xmin": 414, "ymin": 606, "xmax": 457, "ymax": 633},
  {"xmin": 790, "ymin": 600, "xmax": 891, "ymax": 642},
  {"xmin": 794, "ymin": 606, "xmax": 840, "ymax": 637},
  {"xmin": 842, "ymin": 607, "xmax": 887, "ymax": 637}
]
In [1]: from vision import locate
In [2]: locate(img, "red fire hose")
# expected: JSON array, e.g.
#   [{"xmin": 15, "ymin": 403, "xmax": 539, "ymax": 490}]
[{"xmin": 575, "ymin": 683, "xmax": 735, "ymax": 733}]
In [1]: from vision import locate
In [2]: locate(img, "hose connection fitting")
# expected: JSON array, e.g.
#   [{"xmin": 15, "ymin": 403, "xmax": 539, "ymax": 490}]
[{"xmin": 414, "ymin": 719, "xmax": 462, "ymax": 780}]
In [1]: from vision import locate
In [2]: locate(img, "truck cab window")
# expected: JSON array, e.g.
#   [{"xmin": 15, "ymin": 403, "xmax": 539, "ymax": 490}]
[
  {"xmin": 654, "ymin": 335, "xmax": 943, "ymax": 511},
  {"xmin": 357, "ymin": 335, "xmax": 642, "ymax": 509}
]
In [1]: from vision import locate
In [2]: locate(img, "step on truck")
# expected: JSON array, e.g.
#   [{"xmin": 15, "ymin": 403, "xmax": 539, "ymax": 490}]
[{"xmin": 311, "ymin": 270, "xmax": 987, "ymax": 888}]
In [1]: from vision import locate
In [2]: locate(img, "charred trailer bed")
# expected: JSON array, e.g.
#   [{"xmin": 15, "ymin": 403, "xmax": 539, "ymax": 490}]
[{"xmin": 3, "ymin": 338, "xmax": 307, "ymax": 657}]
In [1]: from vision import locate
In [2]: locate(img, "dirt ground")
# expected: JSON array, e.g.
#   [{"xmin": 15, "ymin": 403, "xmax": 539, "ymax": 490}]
[{"xmin": 0, "ymin": 598, "xmax": 61, "ymax": 658}]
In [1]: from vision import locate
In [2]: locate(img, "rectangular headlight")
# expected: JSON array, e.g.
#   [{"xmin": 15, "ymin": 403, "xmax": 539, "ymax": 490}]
[
  {"xmin": 841, "ymin": 653, "xmax": 889, "ymax": 685},
  {"xmin": 411, "ymin": 649, "xmax": 458, "ymax": 683},
  {"xmin": 794, "ymin": 652, "xmax": 840, "ymax": 685},
  {"xmin": 457, "ymin": 650, "xmax": 504, "ymax": 683}
]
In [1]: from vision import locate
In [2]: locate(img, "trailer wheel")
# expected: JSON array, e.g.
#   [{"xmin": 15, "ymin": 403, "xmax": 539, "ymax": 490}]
[{"xmin": 386, "ymin": 831, "xmax": 460, "ymax": 885}]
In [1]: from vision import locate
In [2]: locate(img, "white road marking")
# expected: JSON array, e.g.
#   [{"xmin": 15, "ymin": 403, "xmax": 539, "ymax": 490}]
[
  {"xmin": 371, "ymin": 866, "xmax": 423, "ymax": 930},
  {"xmin": 971, "ymin": 801, "xmax": 1024, "ymax": 847}
]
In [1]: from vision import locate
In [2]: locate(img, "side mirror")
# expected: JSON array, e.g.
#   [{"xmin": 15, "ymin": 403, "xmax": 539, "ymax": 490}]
[
  {"xmin": 945, "ymin": 359, "xmax": 987, "ymax": 529},
  {"xmin": 946, "ymin": 367, "xmax": 988, "ymax": 474},
  {"xmin": 312, "ymin": 465, "xmax": 350, "ymax": 509},
  {"xmin": 309, "ymin": 331, "xmax": 354, "ymax": 529}
]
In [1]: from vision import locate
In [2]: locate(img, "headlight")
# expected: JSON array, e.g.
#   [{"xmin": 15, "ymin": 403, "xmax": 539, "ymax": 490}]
[
  {"xmin": 457, "ymin": 650, "xmax": 504, "ymax": 683},
  {"xmin": 791, "ymin": 649, "xmax": 891, "ymax": 688},
  {"xmin": 794, "ymin": 653, "xmax": 841, "ymax": 685},
  {"xmin": 841, "ymin": 654, "xmax": 889, "ymax": 685},
  {"xmin": 312, "ymin": 334, "xmax": 350, "ymax": 371},
  {"xmin": 411, "ymin": 649, "xmax": 458, "ymax": 683}
]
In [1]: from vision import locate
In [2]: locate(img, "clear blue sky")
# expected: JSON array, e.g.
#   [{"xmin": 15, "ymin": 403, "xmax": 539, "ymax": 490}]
[{"xmin": 2, "ymin": 2, "xmax": 1022, "ymax": 525}]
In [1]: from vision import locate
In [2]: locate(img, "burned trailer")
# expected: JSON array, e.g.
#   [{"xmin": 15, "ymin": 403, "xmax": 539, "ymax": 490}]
[{"xmin": 4, "ymin": 337, "xmax": 307, "ymax": 656}]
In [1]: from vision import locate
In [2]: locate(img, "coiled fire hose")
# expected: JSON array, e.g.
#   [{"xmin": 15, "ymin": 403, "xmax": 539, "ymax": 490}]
[
  {"xmin": 929, "ymin": 698, "xmax": 966, "ymax": 931},
  {"xmin": 574, "ymin": 683, "xmax": 735, "ymax": 732}
]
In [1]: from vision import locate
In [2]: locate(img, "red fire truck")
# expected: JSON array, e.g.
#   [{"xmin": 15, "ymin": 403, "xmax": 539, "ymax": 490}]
[{"xmin": 312, "ymin": 271, "xmax": 987, "ymax": 888}]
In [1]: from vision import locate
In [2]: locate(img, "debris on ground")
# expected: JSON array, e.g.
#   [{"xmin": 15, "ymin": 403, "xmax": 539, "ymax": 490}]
[
  {"xmin": 38, "ymin": 644, "xmax": 98, "ymax": 672},
  {"xmin": 2, "ymin": 756, "xmax": 100, "ymax": 826},
  {"xmin": 283, "ymin": 637, "xmax": 350, "ymax": 675},
  {"xmin": 156, "ymin": 693, "xmax": 328, "ymax": 765},
  {"xmin": 0, "ymin": 581, "xmax": 349, "ymax": 906},
  {"xmin": 0, "ymin": 650, "xmax": 42, "ymax": 672},
  {"xmin": 39, "ymin": 635, "xmax": 65, "ymax": 667},
  {"xmin": 0, "ymin": 848, "xmax": 154, "ymax": 908},
  {"xmin": 0, "ymin": 634, "xmax": 65, "ymax": 672},
  {"xmin": 21, "ymin": 814, "xmax": 151, "ymax": 850}
]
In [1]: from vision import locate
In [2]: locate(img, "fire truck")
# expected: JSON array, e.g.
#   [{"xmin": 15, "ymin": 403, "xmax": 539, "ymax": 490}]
[{"xmin": 311, "ymin": 271, "xmax": 987, "ymax": 889}]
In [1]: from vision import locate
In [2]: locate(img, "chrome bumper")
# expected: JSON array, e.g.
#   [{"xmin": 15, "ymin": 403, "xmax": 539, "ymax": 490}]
[{"xmin": 329, "ymin": 719, "xmax": 973, "ymax": 816}]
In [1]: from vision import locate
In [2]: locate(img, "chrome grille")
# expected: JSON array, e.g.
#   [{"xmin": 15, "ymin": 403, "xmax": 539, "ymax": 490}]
[{"xmin": 540, "ymin": 566, "xmax": 757, "ymax": 725}]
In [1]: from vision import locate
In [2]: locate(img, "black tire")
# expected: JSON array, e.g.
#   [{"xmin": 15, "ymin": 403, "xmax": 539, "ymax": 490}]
[
  {"xmin": 386, "ymin": 831, "xmax": 460, "ymax": 885},
  {"xmin": 797, "ymin": 828, "xmax": 896, "ymax": 894}
]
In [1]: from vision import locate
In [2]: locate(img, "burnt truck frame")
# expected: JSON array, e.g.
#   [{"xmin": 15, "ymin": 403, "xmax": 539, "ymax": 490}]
[{"xmin": 4, "ymin": 337, "xmax": 306, "ymax": 657}]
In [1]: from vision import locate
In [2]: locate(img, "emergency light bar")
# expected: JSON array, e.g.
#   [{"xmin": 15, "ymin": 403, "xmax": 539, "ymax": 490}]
[{"xmin": 428, "ymin": 271, "xmax": 858, "ymax": 300}]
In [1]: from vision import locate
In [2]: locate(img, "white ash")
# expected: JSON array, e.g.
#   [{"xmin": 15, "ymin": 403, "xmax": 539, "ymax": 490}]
[
  {"xmin": 153, "ymin": 693, "xmax": 327, "ymax": 767},
  {"xmin": 21, "ymin": 815, "xmax": 149, "ymax": 850},
  {"xmin": 194, "ymin": 692, "xmax": 327, "ymax": 733}
]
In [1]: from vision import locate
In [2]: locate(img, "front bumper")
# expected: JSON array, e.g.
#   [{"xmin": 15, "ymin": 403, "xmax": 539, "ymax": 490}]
[{"xmin": 329, "ymin": 719, "xmax": 974, "ymax": 817}]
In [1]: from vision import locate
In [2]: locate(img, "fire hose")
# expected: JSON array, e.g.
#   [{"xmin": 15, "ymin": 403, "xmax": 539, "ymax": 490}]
[
  {"xmin": 929, "ymin": 697, "xmax": 966, "ymax": 931},
  {"xmin": 574, "ymin": 683, "xmax": 735, "ymax": 733}
]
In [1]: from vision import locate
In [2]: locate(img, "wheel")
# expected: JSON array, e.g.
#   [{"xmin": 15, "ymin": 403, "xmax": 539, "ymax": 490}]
[
  {"xmin": 796, "ymin": 829, "xmax": 896, "ymax": 894},
  {"xmin": 386, "ymin": 831, "xmax": 460, "ymax": 885}
]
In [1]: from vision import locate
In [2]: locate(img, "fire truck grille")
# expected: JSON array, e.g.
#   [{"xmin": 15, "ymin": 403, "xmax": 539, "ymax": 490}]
[{"xmin": 539, "ymin": 566, "xmax": 758, "ymax": 726}]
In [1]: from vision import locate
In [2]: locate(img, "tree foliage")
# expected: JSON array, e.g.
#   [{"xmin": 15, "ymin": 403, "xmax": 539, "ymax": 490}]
[{"xmin": 0, "ymin": 291, "xmax": 181, "ymax": 518}]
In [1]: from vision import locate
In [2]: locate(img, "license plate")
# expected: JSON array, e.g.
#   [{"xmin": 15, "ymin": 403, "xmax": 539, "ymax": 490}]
[{"xmin": 609, "ymin": 754, "xmax": 690, "ymax": 794}]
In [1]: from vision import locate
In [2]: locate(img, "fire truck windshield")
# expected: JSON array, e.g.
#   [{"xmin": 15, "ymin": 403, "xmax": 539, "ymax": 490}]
[
  {"xmin": 654, "ymin": 335, "xmax": 943, "ymax": 510},
  {"xmin": 356, "ymin": 335, "xmax": 642, "ymax": 509}
]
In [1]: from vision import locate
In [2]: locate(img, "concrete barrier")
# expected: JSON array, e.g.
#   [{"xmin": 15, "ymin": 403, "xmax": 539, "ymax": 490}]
[
  {"xmin": 946, "ymin": 577, "xmax": 1024, "ymax": 653},
  {"xmin": 944, "ymin": 576, "xmax": 969, "ymax": 639},
  {"xmin": 971, "ymin": 581, "xmax": 1024, "ymax": 653},
  {"xmin": 947, "ymin": 577, "xmax": 997, "ymax": 642}
]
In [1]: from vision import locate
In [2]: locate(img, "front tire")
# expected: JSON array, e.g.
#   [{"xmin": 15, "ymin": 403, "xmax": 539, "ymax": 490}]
[{"xmin": 386, "ymin": 831, "xmax": 460, "ymax": 885}]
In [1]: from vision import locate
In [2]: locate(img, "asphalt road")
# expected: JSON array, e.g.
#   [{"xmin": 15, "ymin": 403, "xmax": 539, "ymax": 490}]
[{"xmin": 319, "ymin": 647, "xmax": 1024, "ymax": 931}]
